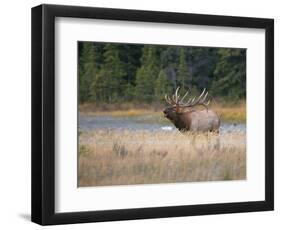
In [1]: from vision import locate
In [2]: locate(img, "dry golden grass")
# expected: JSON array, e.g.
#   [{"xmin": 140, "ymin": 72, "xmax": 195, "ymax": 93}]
[
  {"xmin": 78, "ymin": 130, "xmax": 246, "ymax": 187},
  {"xmin": 79, "ymin": 101, "xmax": 246, "ymax": 122},
  {"xmin": 210, "ymin": 101, "xmax": 246, "ymax": 122}
]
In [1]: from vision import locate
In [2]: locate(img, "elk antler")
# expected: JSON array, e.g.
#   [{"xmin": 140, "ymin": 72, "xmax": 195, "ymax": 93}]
[
  {"xmin": 180, "ymin": 88, "xmax": 210, "ymax": 110},
  {"xmin": 165, "ymin": 87, "xmax": 210, "ymax": 110},
  {"xmin": 165, "ymin": 86, "xmax": 180, "ymax": 106}
]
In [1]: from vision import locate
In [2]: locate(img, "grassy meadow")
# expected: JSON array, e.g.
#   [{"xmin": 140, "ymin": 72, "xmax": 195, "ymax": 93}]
[{"xmin": 78, "ymin": 130, "xmax": 246, "ymax": 187}]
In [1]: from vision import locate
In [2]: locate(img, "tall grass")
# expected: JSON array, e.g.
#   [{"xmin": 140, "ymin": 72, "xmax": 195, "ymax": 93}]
[{"xmin": 78, "ymin": 130, "xmax": 246, "ymax": 187}]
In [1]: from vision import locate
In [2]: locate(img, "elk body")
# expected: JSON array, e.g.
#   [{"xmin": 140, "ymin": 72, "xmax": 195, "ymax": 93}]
[{"xmin": 163, "ymin": 87, "xmax": 220, "ymax": 132}]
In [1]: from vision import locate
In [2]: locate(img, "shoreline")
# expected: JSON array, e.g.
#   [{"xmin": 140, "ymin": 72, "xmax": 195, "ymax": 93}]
[{"xmin": 79, "ymin": 102, "xmax": 246, "ymax": 123}]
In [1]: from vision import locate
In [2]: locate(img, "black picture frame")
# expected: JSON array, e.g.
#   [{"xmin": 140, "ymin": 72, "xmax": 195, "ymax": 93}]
[{"xmin": 31, "ymin": 4, "xmax": 274, "ymax": 225}]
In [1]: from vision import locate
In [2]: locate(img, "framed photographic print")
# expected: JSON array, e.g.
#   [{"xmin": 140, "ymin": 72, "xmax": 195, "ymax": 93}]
[{"xmin": 31, "ymin": 4, "xmax": 274, "ymax": 225}]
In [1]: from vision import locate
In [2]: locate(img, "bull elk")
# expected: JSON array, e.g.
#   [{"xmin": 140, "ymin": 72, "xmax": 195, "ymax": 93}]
[{"xmin": 163, "ymin": 87, "xmax": 220, "ymax": 132}]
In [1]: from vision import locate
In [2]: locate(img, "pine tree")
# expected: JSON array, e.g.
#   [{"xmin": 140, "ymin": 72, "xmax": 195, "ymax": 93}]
[
  {"xmin": 119, "ymin": 44, "xmax": 143, "ymax": 87},
  {"xmin": 211, "ymin": 48, "xmax": 246, "ymax": 101},
  {"xmin": 91, "ymin": 44, "xmax": 126, "ymax": 102},
  {"xmin": 135, "ymin": 46, "xmax": 160, "ymax": 102},
  {"xmin": 177, "ymin": 48, "xmax": 192, "ymax": 91},
  {"xmin": 79, "ymin": 42, "xmax": 99, "ymax": 103},
  {"xmin": 155, "ymin": 69, "xmax": 172, "ymax": 100},
  {"xmin": 186, "ymin": 47, "xmax": 217, "ymax": 91}
]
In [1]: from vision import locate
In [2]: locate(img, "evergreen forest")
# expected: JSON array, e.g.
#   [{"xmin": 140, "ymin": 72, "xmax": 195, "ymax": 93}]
[{"xmin": 78, "ymin": 42, "xmax": 246, "ymax": 104}]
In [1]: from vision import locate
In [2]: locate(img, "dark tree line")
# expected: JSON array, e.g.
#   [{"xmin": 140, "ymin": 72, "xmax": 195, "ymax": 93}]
[{"xmin": 79, "ymin": 42, "xmax": 246, "ymax": 104}]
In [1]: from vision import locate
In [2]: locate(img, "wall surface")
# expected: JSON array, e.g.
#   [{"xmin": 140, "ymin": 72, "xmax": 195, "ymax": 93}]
[{"xmin": 0, "ymin": 0, "xmax": 279, "ymax": 229}]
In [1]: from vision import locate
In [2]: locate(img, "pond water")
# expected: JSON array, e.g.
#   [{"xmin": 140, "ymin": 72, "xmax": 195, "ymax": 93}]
[{"xmin": 79, "ymin": 115, "xmax": 246, "ymax": 134}]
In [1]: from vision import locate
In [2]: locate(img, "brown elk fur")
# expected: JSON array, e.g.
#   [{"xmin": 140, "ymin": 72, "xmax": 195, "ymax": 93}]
[{"xmin": 163, "ymin": 106, "xmax": 220, "ymax": 132}]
